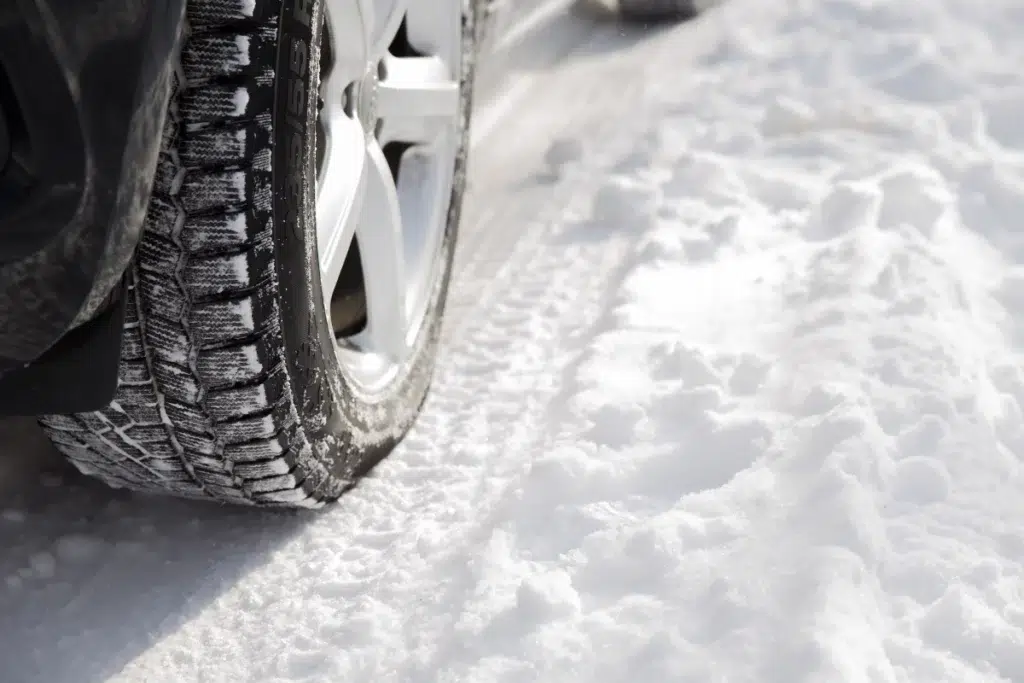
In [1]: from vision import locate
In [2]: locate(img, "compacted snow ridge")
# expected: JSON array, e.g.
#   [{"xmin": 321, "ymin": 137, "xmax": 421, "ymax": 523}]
[{"xmin": 4, "ymin": 0, "xmax": 1024, "ymax": 681}]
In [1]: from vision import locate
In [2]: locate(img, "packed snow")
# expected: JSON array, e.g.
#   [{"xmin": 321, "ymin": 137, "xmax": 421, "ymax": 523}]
[{"xmin": 4, "ymin": 0, "xmax": 1024, "ymax": 681}]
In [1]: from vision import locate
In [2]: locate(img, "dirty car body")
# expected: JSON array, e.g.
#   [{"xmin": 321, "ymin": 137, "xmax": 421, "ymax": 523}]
[{"xmin": 0, "ymin": 0, "xmax": 186, "ymax": 414}]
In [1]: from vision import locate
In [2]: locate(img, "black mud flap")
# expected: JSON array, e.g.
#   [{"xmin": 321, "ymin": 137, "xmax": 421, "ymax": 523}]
[{"xmin": 0, "ymin": 282, "xmax": 127, "ymax": 416}]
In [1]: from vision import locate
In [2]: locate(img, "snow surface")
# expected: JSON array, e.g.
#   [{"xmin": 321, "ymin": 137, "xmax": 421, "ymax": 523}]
[{"xmin": 5, "ymin": 0, "xmax": 1024, "ymax": 681}]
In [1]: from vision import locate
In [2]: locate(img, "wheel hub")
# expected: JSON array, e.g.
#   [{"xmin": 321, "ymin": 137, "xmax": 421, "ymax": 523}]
[{"xmin": 351, "ymin": 61, "xmax": 382, "ymax": 138}]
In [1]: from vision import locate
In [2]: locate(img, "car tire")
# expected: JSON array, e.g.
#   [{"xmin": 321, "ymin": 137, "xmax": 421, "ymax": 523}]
[{"xmin": 38, "ymin": 0, "xmax": 480, "ymax": 508}]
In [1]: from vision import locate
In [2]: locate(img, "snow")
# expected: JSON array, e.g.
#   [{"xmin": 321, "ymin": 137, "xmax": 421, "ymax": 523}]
[
  {"xmin": 5, "ymin": 0, "xmax": 1024, "ymax": 681},
  {"xmin": 232, "ymin": 87, "xmax": 250, "ymax": 117}
]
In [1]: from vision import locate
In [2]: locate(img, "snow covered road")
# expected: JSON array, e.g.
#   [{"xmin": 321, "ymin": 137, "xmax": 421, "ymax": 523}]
[{"xmin": 5, "ymin": 0, "xmax": 1024, "ymax": 681}]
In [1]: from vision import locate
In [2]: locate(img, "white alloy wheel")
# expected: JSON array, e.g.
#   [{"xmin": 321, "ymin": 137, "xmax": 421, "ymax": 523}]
[{"xmin": 316, "ymin": 0, "xmax": 463, "ymax": 398}]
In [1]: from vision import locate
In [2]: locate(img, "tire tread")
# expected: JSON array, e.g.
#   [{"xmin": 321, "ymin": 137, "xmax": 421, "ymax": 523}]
[{"xmin": 39, "ymin": 0, "xmax": 323, "ymax": 508}]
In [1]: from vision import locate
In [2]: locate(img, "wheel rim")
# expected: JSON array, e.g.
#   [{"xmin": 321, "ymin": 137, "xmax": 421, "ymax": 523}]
[{"xmin": 316, "ymin": 0, "xmax": 462, "ymax": 396}]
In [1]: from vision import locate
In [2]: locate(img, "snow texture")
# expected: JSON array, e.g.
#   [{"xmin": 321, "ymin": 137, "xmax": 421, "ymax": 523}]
[{"xmin": 4, "ymin": 0, "xmax": 1024, "ymax": 681}]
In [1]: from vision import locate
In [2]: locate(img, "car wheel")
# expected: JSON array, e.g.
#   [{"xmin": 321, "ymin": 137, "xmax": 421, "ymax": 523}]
[{"xmin": 38, "ymin": 0, "xmax": 479, "ymax": 508}]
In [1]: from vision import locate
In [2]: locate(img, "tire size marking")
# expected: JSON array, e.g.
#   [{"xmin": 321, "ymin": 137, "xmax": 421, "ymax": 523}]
[
  {"xmin": 275, "ymin": 0, "xmax": 337, "ymax": 439},
  {"xmin": 283, "ymin": 33, "xmax": 308, "ymax": 243}
]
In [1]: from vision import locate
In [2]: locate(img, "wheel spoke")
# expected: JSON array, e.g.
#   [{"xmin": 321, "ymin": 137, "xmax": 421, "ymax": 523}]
[
  {"xmin": 355, "ymin": 142, "xmax": 408, "ymax": 357},
  {"xmin": 317, "ymin": 113, "xmax": 367, "ymax": 306},
  {"xmin": 322, "ymin": 0, "xmax": 373, "ymax": 89},
  {"xmin": 376, "ymin": 56, "xmax": 460, "ymax": 145}
]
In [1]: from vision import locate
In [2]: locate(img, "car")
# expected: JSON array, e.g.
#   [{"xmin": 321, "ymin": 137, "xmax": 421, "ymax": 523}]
[
  {"xmin": 0, "ymin": 0, "xmax": 698, "ymax": 509},
  {"xmin": 616, "ymin": 0, "xmax": 706, "ymax": 21}
]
